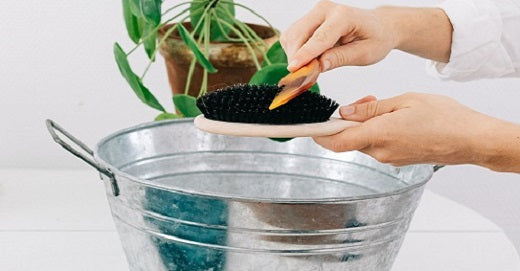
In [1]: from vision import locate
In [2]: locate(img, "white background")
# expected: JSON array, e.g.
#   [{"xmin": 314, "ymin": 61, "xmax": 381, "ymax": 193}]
[{"xmin": 1, "ymin": 0, "xmax": 519, "ymax": 253}]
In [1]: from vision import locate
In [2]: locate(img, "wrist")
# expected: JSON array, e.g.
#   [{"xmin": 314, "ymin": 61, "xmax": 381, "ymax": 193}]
[
  {"xmin": 467, "ymin": 116, "xmax": 520, "ymax": 172},
  {"xmin": 373, "ymin": 6, "xmax": 453, "ymax": 62},
  {"xmin": 372, "ymin": 6, "xmax": 403, "ymax": 50}
]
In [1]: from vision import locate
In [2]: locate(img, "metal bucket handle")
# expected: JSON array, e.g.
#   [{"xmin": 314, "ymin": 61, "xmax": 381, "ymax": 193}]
[{"xmin": 46, "ymin": 119, "xmax": 120, "ymax": 196}]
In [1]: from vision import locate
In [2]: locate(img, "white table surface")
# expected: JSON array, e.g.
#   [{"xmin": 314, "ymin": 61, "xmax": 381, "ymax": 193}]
[{"xmin": 0, "ymin": 169, "xmax": 519, "ymax": 271}]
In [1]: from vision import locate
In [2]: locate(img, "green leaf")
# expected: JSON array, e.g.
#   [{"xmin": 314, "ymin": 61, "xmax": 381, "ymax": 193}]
[
  {"xmin": 190, "ymin": 0, "xmax": 235, "ymax": 41},
  {"xmin": 122, "ymin": 0, "xmax": 141, "ymax": 44},
  {"xmin": 189, "ymin": 0, "xmax": 206, "ymax": 36},
  {"xmin": 129, "ymin": 0, "xmax": 141, "ymax": 16},
  {"xmin": 141, "ymin": 19, "xmax": 156, "ymax": 59},
  {"xmin": 155, "ymin": 112, "xmax": 182, "ymax": 121},
  {"xmin": 173, "ymin": 94, "xmax": 202, "ymax": 117},
  {"xmin": 140, "ymin": 0, "xmax": 161, "ymax": 26},
  {"xmin": 177, "ymin": 23, "xmax": 218, "ymax": 73},
  {"xmin": 113, "ymin": 43, "xmax": 165, "ymax": 112},
  {"xmin": 250, "ymin": 63, "xmax": 320, "ymax": 93},
  {"xmin": 262, "ymin": 41, "xmax": 287, "ymax": 67}
]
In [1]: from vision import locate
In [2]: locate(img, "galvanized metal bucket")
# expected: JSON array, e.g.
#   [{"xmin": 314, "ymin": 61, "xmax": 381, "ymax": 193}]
[{"xmin": 47, "ymin": 118, "xmax": 435, "ymax": 271}]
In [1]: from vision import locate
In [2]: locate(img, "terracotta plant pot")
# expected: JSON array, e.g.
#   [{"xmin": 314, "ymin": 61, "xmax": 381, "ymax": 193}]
[{"xmin": 158, "ymin": 22, "xmax": 278, "ymax": 97}]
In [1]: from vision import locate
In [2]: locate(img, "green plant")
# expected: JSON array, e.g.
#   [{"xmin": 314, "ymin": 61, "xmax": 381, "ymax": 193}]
[{"xmin": 114, "ymin": 0, "xmax": 319, "ymax": 120}]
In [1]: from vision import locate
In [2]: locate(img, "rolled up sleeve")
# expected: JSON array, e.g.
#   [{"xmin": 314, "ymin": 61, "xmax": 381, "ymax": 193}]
[{"xmin": 427, "ymin": 0, "xmax": 520, "ymax": 81}]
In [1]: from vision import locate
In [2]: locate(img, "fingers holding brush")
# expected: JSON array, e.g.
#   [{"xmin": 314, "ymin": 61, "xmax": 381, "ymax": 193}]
[
  {"xmin": 313, "ymin": 93, "xmax": 428, "ymax": 164},
  {"xmin": 313, "ymin": 93, "xmax": 520, "ymax": 169},
  {"xmin": 338, "ymin": 95, "xmax": 404, "ymax": 122},
  {"xmin": 313, "ymin": 124, "xmax": 371, "ymax": 153}
]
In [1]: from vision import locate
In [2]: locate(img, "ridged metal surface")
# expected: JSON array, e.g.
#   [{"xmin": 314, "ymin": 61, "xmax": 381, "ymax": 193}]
[{"xmin": 92, "ymin": 119, "xmax": 433, "ymax": 271}]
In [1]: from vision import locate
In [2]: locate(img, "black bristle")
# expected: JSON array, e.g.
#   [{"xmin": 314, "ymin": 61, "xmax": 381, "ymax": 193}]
[{"xmin": 196, "ymin": 84, "xmax": 339, "ymax": 124}]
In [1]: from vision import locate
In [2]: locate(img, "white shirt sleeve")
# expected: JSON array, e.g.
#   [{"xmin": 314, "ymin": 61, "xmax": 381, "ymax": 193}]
[{"xmin": 426, "ymin": 0, "xmax": 520, "ymax": 81}]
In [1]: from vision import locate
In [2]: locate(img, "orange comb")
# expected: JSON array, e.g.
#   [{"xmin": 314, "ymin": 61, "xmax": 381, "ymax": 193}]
[{"xmin": 269, "ymin": 59, "xmax": 321, "ymax": 110}]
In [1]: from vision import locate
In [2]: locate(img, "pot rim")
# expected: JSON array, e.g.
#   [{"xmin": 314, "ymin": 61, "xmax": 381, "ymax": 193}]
[
  {"xmin": 158, "ymin": 21, "xmax": 279, "ymax": 44},
  {"xmin": 94, "ymin": 118, "xmax": 433, "ymax": 203}
]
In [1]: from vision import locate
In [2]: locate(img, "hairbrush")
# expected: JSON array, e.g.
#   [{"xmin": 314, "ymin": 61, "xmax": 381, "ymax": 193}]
[{"xmin": 194, "ymin": 84, "xmax": 355, "ymax": 138}]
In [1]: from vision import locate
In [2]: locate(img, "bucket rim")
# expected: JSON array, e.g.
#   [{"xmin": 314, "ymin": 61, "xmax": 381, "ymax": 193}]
[{"xmin": 94, "ymin": 118, "xmax": 434, "ymax": 203}]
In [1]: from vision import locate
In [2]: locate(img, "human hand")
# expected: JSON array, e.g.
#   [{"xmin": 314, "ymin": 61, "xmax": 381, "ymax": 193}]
[
  {"xmin": 280, "ymin": 0, "xmax": 398, "ymax": 72},
  {"xmin": 313, "ymin": 93, "xmax": 520, "ymax": 172},
  {"xmin": 280, "ymin": 1, "xmax": 452, "ymax": 72}
]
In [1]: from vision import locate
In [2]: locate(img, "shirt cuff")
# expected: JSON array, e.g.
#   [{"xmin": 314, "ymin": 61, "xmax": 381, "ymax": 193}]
[{"xmin": 426, "ymin": 0, "xmax": 515, "ymax": 81}]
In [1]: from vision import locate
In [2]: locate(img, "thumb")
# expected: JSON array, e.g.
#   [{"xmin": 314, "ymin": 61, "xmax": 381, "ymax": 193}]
[{"xmin": 339, "ymin": 96, "xmax": 403, "ymax": 122}]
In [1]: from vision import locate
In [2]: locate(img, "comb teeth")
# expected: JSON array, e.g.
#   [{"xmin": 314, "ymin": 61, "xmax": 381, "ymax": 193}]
[{"xmin": 196, "ymin": 84, "xmax": 339, "ymax": 124}]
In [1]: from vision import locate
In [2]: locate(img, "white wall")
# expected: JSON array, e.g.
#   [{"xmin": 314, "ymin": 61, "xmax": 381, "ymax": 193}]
[{"xmin": 2, "ymin": 0, "xmax": 519, "ymax": 251}]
